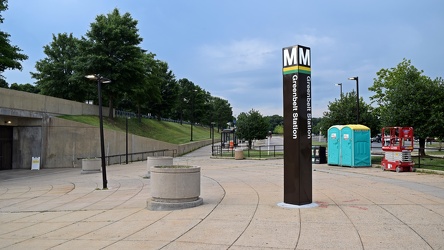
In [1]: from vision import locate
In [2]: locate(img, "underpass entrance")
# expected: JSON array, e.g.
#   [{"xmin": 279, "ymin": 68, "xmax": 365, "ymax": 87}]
[{"xmin": 0, "ymin": 126, "xmax": 13, "ymax": 170}]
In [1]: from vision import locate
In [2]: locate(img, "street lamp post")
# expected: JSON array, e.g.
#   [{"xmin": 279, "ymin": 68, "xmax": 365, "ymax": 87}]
[
  {"xmin": 190, "ymin": 89, "xmax": 197, "ymax": 142},
  {"xmin": 348, "ymin": 76, "xmax": 359, "ymax": 124},
  {"xmin": 190, "ymin": 100, "xmax": 194, "ymax": 142},
  {"xmin": 85, "ymin": 74, "xmax": 111, "ymax": 190},
  {"xmin": 211, "ymin": 122, "xmax": 215, "ymax": 155},
  {"xmin": 126, "ymin": 116, "xmax": 129, "ymax": 164},
  {"xmin": 335, "ymin": 83, "xmax": 342, "ymax": 99}
]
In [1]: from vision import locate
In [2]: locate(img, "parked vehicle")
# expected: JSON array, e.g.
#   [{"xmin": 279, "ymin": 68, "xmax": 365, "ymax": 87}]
[{"xmin": 371, "ymin": 134, "xmax": 381, "ymax": 143}]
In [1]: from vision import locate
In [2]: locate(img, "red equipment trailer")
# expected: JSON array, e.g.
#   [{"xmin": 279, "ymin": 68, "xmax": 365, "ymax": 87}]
[{"xmin": 381, "ymin": 127, "xmax": 414, "ymax": 172}]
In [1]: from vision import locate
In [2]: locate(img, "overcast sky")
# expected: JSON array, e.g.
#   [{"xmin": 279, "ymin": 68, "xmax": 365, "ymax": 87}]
[{"xmin": 3, "ymin": 0, "xmax": 444, "ymax": 117}]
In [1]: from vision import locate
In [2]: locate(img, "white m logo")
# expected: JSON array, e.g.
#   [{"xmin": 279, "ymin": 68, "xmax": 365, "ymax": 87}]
[
  {"xmin": 283, "ymin": 46, "xmax": 311, "ymax": 67},
  {"xmin": 299, "ymin": 47, "xmax": 310, "ymax": 67},
  {"xmin": 283, "ymin": 47, "xmax": 297, "ymax": 67}
]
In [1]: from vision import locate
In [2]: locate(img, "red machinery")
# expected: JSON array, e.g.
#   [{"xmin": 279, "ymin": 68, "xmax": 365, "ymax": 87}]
[{"xmin": 381, "ymin": 127, "xmax": 414, "ymax": 172}]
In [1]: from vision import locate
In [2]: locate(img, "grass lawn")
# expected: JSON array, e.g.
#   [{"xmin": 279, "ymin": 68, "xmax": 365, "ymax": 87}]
[{"xmin": 59, "ymin": 115, "xmax": 211, "ymax": 144}]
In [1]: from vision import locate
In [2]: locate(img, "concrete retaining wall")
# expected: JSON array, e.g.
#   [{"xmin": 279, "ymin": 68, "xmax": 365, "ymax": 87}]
[
  {"xmin": 0, "ymin": 88, "xmax": 111, "ymax": 117},
  {"xmin": 41, "ymin": 117, "xmax": 213, "ymax": 169},
  {"xmin": 1, "ymin": 88, "xmax": 214, "ymax": 169}
]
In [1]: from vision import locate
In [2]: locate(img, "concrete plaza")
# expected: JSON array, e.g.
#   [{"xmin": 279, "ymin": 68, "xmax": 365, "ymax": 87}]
[{"xmin": 1, "ymin": 145, "xmax": 443, "ymax": 249}]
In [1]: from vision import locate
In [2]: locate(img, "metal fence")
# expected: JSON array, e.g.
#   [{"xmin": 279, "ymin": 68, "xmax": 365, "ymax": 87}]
[
  {"xmin": 212, "ymin": 144, "xmax": 444, "ymax": 170},
  {"xmin": 78, "ymin": 149, "xmax": 177, "ymax": 166},
  {"xmin": 115, "ymin": 110, "xmax": 209, "ymax": 126},
  {"xmin": 212, "ymin": 145, "xmax": 284, "ymax": 158}
]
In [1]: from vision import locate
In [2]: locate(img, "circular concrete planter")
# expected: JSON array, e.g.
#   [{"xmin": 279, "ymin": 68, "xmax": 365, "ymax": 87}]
[
  {"xmin": 146, "ymin": 156, "xmax": 173, "ymax": 178},
  {"xmin": 147, "ymin": 165, "xmax": 203, "ymax": 211},
  {"xmin": 81, "ymin": 158, "xmax": 101, "ymax": 174},
  {"xmin": 235, "ymin": 148, "xmax": 244, "ymax": 160}
]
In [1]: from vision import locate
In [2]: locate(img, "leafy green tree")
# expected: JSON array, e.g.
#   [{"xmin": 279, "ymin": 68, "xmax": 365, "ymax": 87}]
[
  {"xmin": 273, "ymin": 124, "xmax": 283, "ymax": 134},
  {"xmin": 211, "ymin": 97, "xmax": 233, "ymax": 132},
  {"xmin": 0, "ymin": 77, "xmax": 7, "ymax": 88},
  {"xmin": 0, "ymin": 0, "xmax": 28, "ymax": 79},
  {"xmin": 428, "ymin": 77, "xmax": 444, "ymax": 150},
  {"xmin": 311, "ymin": 117, "xmax": 322, "ymax": 135},
  {"xmin": 177, "ymin": 78, "xmax": 192, "ymax": 124},
  {"xmin": 148, "ymin": 60, "xmax": 178, "ymax": 120},
  {"xmin": 265, "ymin": 115, "xmax": 283, "ymax": 134},
  {"xmin": 177, "ymin": 78, "xmax": 200, "ymax": 124},
  {"xmin": 130, "ymin": 52, "xmax": 161, "ymax": 121},
  {"xmin": 236, "ymin": 109, "xmax": 269, "ymax": 149},
  {"xmin": 78, "ymin": 8, "xmax": 146, "ymax": 118},
  {"xmin": 318, "ymin": 91, "xmax": 380, "ymax": 137},
  {"xmin": 9, "ymin": 83, "xmax": 40, "ymax": 93},
  {"xmin": 369, "ymin": 59, "xmax": 441, "ymax": 155},
  {"xmin": 197, "ymin": 89, "xmax": 212, "ymax": 125},
  {"xmin": 31, "ymin": 33, "xmax": 90, "ymax": 101}
]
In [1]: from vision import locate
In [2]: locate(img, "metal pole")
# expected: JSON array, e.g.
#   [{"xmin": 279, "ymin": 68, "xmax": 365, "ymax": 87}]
[
  {"xmin": 348, "ymin": 77, "xmax": 359, "ymax": 124},
  {"xmin": 336, "ymin": 83, "xmax": 342, "ymax": 99},
  {"xmin": 340, "ymin": 84, "xmax": 342, "ymax": 99},
  {"xmin": 98, "ymin": 79, "xmax": 108, "ymax": 189},
  {"xmin": 126, "ymin": 117, "xmax": 128, "ymax": 164},
  {"xmin": 211, "ymin": 123, "xmax": 215, "ymax": 155},
  {"xmin": 191, "ymin": 97, "xmax": 194, "ymax": 141},
  {"xmin": 356, "ymin": 77, "xmax": 360, "ymax": 124}
]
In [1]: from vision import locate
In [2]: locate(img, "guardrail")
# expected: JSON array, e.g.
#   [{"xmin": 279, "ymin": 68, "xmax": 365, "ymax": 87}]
[{"xmin": 78, "ymin": 149, "xmax": 177, "ymax": 165}]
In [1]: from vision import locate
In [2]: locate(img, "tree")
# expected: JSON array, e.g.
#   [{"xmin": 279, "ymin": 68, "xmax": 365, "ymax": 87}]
[
  {"xmin": 0, "ymin": 76, "xmax": 7, "ymax": 88},
  {"xmin": 428, "ymin": 77, "xmax": 444, "ymax": 150},
  {"xmin": 129, "ymin": 52, "xmax": 161, "ymax": 122},
  {"xmin": 9, "ymin": 83, "xmax": 39, "ymax": 93},
  {"xmin": 31, "ymin": 33, "xmax": 90, "ymax": 101},
  {"xmin": 265, "ymin": 115, "xmax": 283, "ymax": 134},
  {"xmin": 211, "ymin": 97, "xmax": 233, "ymax": 132},
  {"xmin": 78, "ymin": 8, "xmax": 145, "ymax": 118},
  {"xmin": 318, "ymin": 91, "xmax": 380, "ymax": 137},
  {"xmin": 369, "ymin": 59, "xmax": 442, "ymax": 155},
  {"xmin": 0, "ymin": 0, "xmax": 28, "ymax": 79},
  {"xmin": 177, "ymin": 78, "xmax": 197, "ymax": 124},
  {"xmin": 311, "ymin": 117, "xmax": 322, "ymax": 135},
  {"xmin": 148, "ymin": 60, "xmax": 178, "ymax": 120},
  {"xmin": 236, "ymin": 109, "xmax": 269, "ymax": 149}
]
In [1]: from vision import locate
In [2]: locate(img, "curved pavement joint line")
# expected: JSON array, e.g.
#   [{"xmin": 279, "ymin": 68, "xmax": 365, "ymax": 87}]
[{"xmin": 0, "ymin": 145, "xmax": 443, "ymax": 249}]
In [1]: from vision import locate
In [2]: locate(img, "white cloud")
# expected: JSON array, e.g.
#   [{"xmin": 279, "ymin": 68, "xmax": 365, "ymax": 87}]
[
  {"xmin": 199, "ymin": 39, "xmax": 276, "ymax": 73},
  {"xmin": 292, "ymin": 34, "xmax": 336, "ymax": 48}
]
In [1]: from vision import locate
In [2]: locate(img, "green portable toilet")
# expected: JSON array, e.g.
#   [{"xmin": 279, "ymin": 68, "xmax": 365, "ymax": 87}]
[
  {"xmin": 340, "ymin": 124, "xmax": 371, "ymax": 167},
  {"xmin": 327, "ymin": 125, "xmax": 344, "ymax": 165}
]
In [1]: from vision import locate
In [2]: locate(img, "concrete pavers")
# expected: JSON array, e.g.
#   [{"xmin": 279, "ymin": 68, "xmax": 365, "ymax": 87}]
[{"xmin": 0, "ymin": 145, "xmax": 443, "ymax": 249}]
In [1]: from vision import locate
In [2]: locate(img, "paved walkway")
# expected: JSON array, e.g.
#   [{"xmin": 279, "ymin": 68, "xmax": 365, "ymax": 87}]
[{"xmin": 0, "ymin": 145, "xmax": 443, "ymax": 249}]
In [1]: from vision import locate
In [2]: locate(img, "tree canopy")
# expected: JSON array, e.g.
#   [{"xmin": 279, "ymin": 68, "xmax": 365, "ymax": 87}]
[
  {"xmin": 78, "ymin": 8, "xmax": 146, "ymax": 118},
  {"xmin": 236, "ymin": 109, "xmax": 269, "ymax": 149},
  {"xmin": 31, "ymin": 33, "xmax": 89, "ymax": 101},
  {"xmin": 10, "ymin": 7, "xmax": 235, "ymax": 129},
  {"xmin": 317, "ymin": 91, "xmax": 380, "ymax": 137},
  {"xmin": 369, "ymin": 59, "xmax": 444, "ymax": 154},
  {"xmin": 0, "ymin": 0, "xmax": 28, "ymax": 79}
]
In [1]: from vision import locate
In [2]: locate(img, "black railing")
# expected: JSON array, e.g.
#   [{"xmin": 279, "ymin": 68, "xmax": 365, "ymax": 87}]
[
  {"xmin": 212, "ymin": 145, "xmax": 284, "ymax": 158},
  {"xmin": 78, "ymin": 149, "xmax": 177, "ymax": 165},
  {"xmin": 115, "ymin": 110, "xmax": 209, "ymax": 127}
]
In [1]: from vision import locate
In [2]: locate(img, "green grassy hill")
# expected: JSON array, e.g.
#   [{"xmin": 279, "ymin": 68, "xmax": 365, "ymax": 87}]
[{"xmin": 59, "ymin": 115, "xmax": 212, "ymax": 144}]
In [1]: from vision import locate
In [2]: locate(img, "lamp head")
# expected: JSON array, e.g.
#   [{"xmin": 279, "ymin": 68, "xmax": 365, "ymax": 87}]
[
  {"xmin": 348, "ymin": 77, "xmax": 358, "ymax": 80},
  {"xmin": 85, "ymin": 74, "xmax": 98, "ymax": 80}
]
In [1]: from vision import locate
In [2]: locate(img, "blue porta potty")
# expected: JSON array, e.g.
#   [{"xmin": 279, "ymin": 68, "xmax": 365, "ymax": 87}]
[
  {"xmin": 340, "ymin": 124, "xmax": 371, "ymax": 167},
  {"xmin": 327, "ymin": 125, "xmax": 344, "ymax": 165}
]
